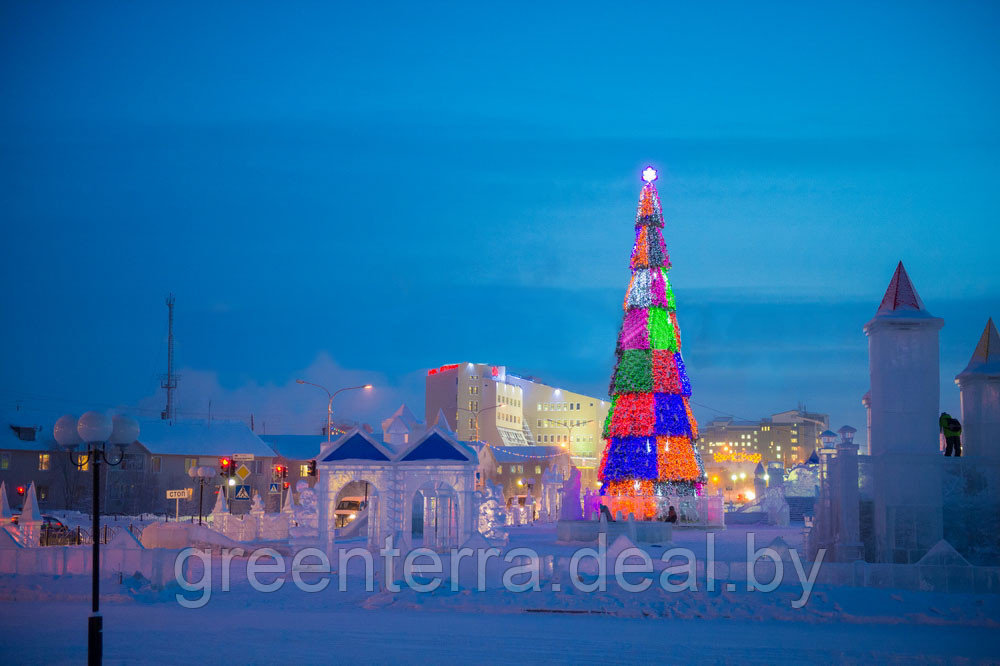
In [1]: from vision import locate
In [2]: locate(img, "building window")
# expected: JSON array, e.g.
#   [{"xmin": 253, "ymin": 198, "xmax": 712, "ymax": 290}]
[
  {"xmin": 509, "ymin": 465, "xmax": 517, "ymax": 473},
  {"xmin": 151, "ymin": 456, "xmax": 161, "ymax": 473},
  {"xmin": 517, "ymin": 465, "xmax": 524, "ymax": 473},
  {"xmin": 0, "ymin": 453, "xmax": 9, "ymax": 470},
  {"xmin": 185, "ymin": 458, "xmax": 198, "ymax": 472},
  {"xmin": 77, "ymin": 454, "xmax": 89, "ymax": 471},
  {"xmin": 496, "ymin": 465, "xmax": 502, "ymax": 474},
  {"xmin": 535, "ymin": 465, "xmax": 542, "ymax": 474},
  {"xmin": 299, "ymin": 464, "xmax": 310, "ymax": 477},
  {"xmin": 120, "ymin": 454, "xmax": 144, "ymax": 472},
  {"xmin": 37, "ymin": 485, "xmax": 48, "ymax": 501},
  {"xmin": 38, "ymin": 453, "xmax": 51, "ymax": 471}
]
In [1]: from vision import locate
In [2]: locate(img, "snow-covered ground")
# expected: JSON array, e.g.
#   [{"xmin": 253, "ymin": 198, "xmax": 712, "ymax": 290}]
[{"xmin": 1, "ymin": 524, "xmax": 998, "ymax": 664}]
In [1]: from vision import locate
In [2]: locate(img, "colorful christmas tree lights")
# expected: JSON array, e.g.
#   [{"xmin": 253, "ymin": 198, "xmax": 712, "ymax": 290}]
[{"xmin": 599, "ymin": 166, "xmax": 706, "ymax": 518}]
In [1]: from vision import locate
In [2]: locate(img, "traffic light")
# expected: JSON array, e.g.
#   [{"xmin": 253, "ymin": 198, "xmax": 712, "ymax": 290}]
[
  {"xmin": 219, "ymin": 458, "xmax": 232, "ymax": 477},
  {"xmin": 273, "ymin": 464, "xmax": 287, "ymax": 480},
  {"xmin": 283, "ymin": 481, "xmax": 290, "ymax": 489},
  {"xmin": 281, "ymin": 465, "xmax": 288, "ymax": 479},
  {"xmin": 307, "ymin": 460, "xmax": 317, "ymax": 477},
  {"xmin": 16, "ymin": 485, "xmax": 25, "ymax": 496}
]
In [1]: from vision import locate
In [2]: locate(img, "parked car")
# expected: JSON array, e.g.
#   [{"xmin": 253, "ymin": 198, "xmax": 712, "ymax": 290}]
[
  {"xmin": 40, "ymin": 515, "xmax": 79, "ymax": 546},
  {"xmin": 334, "ymin": 496, "xmax": 367, "ymax": 528}
]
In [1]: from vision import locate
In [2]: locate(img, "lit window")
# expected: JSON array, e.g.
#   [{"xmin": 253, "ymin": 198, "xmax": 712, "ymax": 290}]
[
  {"xmin": 496, "ymin": 465, "xmax": 502, "ymax": 474},
  {"xmin": 535, "ymin": 466, "xmax": 542, "ymax": 474},
  {"xmin": 38, "ymin": 453, "xmax": 50, "ymax": 471},
  {"xmin": 77, "ymin": 454, "xmax": 89, "ymax": 471},
  {"xmin": 299, "ymin": 464, "xmax": 310, "ymax": 477},
  {"xmin": 185, "ymin": 458, "xmax": 198, "ymax": 471},
  {"xmin": 0, "ymin": 453, "xmax": 9, "ymax": 470},
  {"xmin": 38, "ymin": 485, "xmax": 48, "ymax": 501}
]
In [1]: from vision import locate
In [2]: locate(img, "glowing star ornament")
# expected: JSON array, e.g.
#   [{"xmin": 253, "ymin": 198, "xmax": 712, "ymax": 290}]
[{"xmin": 642, "ymin": 166, "xmax": 658, "ymax": 183}]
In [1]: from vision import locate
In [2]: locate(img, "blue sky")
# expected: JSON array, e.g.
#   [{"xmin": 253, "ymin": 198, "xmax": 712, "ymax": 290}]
[{"xmin": 1, "ymin": 1, "xmax": 998, "ymax": 440}]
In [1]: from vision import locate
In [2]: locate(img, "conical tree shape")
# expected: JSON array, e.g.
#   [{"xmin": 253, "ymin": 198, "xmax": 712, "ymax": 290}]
[{"xmin": 599, "ymin": 168, "xmax": 705, "ymax": 518}]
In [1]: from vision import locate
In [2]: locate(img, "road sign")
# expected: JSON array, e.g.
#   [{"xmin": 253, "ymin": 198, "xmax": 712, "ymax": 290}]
[
  {"xmin": 166, "ymin": 488, "xmax": 193, "ymax": 521},
  {"xmin": 234, "ymin": 485, "xmax": 252, "ymax": 500},
  {"xmin": 268, "ymin": 482, "xmax": 281, "ymax": 495},
  {"xmin": 232, "ymin": 454, "xmax": 255, "ymax": 461},
  {"xmin": 235, "ymin": 464, "xmax": 251, "ymax": 482}
]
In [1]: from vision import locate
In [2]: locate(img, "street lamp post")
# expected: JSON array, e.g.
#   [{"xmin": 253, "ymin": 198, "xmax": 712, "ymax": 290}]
[
  {"xmin": 187, "ymin": 466, "xmax": 217, "ymax": 525},
  {"xmin": 54, "ymin": 412, "xmax": 139, "ymax": 666},
  {"xmin": 545, "ymin": 418, "xmax": 594, "ymax": 448},
  {"xmin": 295, "ymin": 380, "xmax": 373, "ymax": 443},
  {"xmin": 457, "ymin": 404, "xmax": 500, "ymax": 442}
]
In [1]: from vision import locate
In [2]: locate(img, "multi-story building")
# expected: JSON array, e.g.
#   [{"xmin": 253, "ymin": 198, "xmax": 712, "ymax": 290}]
[
  {"xmin": 697, "ymin": 408, "xmax": 829, "ymax": 469},
  {"xmin": 425, "ymin": 363, "xmax": 610, "ymax": 487},
  {"xmin": 695, "ymin": 408, "xmax": 830, "ymax": 500}
]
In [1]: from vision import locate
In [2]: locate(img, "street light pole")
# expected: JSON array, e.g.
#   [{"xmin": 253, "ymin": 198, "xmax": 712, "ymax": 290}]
[
  {"xmin": 296, "ymin": 380, "xmax": 373, "ymax": 444},
  {"xmin": 457, "ymin": 404, "xmax": 500, "ymax": 442},
  {"xmin": 55, "ymin": 412, "xmax": 138, "ymax": 666},
  {"xmin": 188, "ymin": 466, "xmax": 217, "ymax": 525},
  {"xmin": 545, "ymin": 418, "xmax": 594, "ymax": 454}
]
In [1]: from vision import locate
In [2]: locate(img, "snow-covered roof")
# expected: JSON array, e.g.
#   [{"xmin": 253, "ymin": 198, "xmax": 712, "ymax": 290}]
[
  {"xmin": 259, "ymin": 434, "xmax": 328, "ymax": 461},
  {"xmin": 137, "ymin": 419, "xmax": 276, "ymax": 458},
  {"xmin": 0, "ymin": 411, "xmax": 55, "ymax": 452},
  {"xmin": 875, "ymin": 262, "xmax": 932, "ymax": 317},
  {"xmin": 486, "ymin": 445, "xmax": 567, "ymax": 463},
  {"xmin": 957, "ymin": 318, "xmax": 1000, "ymax": 378}
]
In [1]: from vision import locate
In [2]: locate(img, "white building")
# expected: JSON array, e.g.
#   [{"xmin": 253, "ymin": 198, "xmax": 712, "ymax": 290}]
[{"xmin": 425, "ymin": 362, "xmax": 610, "ymax": 485}]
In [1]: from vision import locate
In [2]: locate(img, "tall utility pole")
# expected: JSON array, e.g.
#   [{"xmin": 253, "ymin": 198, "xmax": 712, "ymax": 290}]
[{"xmin": 161, "ymin": 294, "xmax": 177, "ymax": 421}]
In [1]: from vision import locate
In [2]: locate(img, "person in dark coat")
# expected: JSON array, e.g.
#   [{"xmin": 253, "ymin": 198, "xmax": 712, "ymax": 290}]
[
  {"xmin": 940, "ymin": 412, "xmax": 963, "ymax": 457},
  {"xmin": 665, "ymin": 506, "xmax": 678, "ymax": 523}
]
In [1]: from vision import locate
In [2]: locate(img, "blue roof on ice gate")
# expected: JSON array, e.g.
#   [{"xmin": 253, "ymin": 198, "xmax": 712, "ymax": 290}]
[
  {"xmin": 401, "ymin": 432, "xmax": 472, "ymax": 461},
  {"xmin": 322, "ymin": 432, "xmax": 391, "ymax": 462}
]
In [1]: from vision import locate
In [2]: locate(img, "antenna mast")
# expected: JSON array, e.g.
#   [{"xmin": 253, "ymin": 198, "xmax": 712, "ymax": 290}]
[{"xmin": 161, "ymin": 294, "xmax": 178, "ymax": 420}]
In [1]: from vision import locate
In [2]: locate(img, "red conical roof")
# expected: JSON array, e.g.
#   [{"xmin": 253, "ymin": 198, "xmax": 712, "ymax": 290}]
[
  {"xmin": 959, "ymin": 318, "xmax": 1000, "ymax": 376},
  {"xmin": 877, "ymin": 262, "xmax": 926, "ymax": 314}
]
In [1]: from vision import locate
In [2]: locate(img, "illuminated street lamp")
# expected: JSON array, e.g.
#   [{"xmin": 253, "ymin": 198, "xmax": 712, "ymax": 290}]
[
  {"xmin": 187, "ymin": 465, "xmax": 217, "ymax": 525},
  {"xmin": 295, "ymin": 380, "xmax": 373, "ymax": 444},
  {"xmin": 55, "ymin": 412, "xmax": 139, "ymax": 666}
]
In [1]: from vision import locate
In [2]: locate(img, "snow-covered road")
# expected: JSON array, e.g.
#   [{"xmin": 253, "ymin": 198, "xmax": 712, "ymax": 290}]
[{"xmin": 2, "ymin": 599, "xmax": 997, "ymax": 664}]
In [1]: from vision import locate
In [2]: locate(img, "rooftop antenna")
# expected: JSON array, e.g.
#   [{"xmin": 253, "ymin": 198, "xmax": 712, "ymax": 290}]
[{"xmin": 161, "ymin": 294, "xmax": 178, "ymax": 421}]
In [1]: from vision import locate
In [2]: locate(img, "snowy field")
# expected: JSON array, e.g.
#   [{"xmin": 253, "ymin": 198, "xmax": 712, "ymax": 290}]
[{"xmin": 2, "ymin": 524, "xmax": 998, "ymax": 664}]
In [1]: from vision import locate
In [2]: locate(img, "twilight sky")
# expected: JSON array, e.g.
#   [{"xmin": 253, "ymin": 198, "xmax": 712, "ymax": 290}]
[{"xmin": 2, "ymin": 1, "xmax": 998, "ymax": 442}]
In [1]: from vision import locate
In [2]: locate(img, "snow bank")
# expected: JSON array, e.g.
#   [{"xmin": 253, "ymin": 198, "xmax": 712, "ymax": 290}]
[{"xmin": 141, "ymin": 522, "xmax": 240, "ymax": 551}]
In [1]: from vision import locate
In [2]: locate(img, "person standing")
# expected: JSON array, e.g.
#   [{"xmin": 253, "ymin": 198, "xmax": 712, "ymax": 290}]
[{"xmin": 940, "ymin": 412, "xmax": 963, "ymax": 457}]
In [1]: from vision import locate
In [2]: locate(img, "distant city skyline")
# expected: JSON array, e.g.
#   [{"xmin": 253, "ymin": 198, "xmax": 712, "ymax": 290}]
[{"xmin": 2, "ymin": 2, "xmax": 998, "ymax": 444}]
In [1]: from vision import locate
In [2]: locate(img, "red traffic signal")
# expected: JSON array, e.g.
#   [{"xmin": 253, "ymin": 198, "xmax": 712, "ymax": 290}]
[
  {"xmin": 283, "ymin": 481, "xmax": 290, "ymax": 489},
  {"xmin": 16, "ymin": 485, "xmax": 25, "ymax": 496}
]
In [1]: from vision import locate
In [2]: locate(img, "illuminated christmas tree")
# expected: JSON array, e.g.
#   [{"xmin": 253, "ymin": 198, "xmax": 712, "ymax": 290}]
[{"xmin": 599, "ymin": 166, "xmax": 705, "ymax": 519}]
